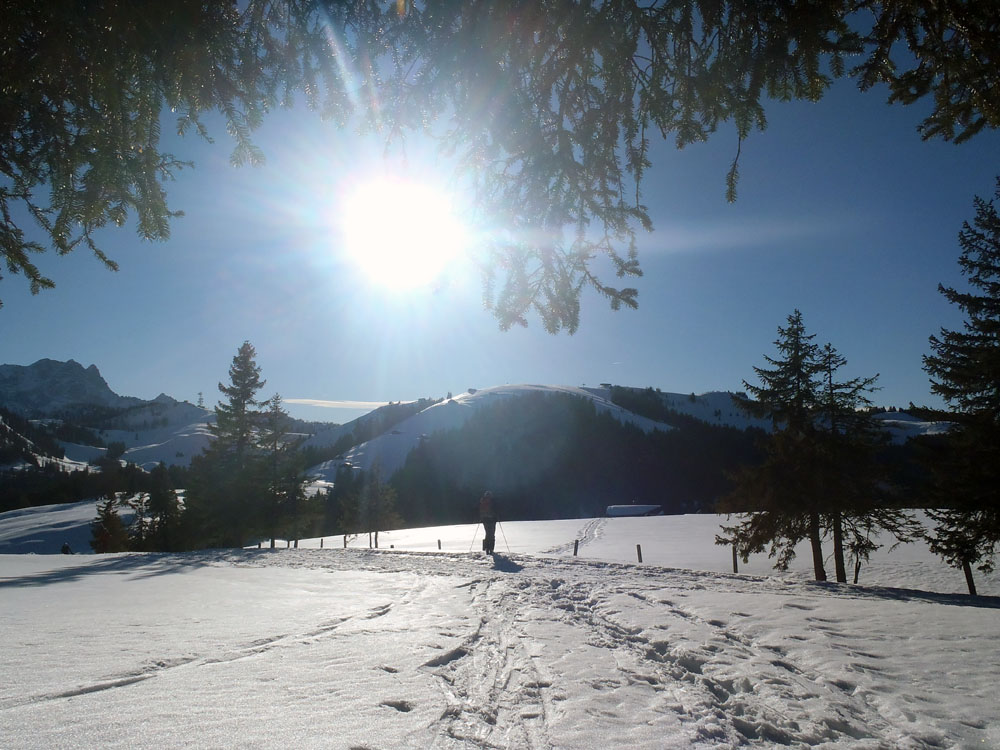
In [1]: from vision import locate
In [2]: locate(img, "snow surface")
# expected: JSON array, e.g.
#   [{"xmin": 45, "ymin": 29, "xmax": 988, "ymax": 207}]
[{"xmin": 2, "ymin": 503, "xmax": 998, "ymax": 749}]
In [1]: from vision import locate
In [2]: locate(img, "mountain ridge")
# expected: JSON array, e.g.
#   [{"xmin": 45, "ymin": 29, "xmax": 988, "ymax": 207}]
[
  {"xmin": 0, "ymin": 359, "xmax": 951, "ymax": 479},
  {"xmin": 0, "ymin": 358, "xmax": 143, "ymax": 416}
]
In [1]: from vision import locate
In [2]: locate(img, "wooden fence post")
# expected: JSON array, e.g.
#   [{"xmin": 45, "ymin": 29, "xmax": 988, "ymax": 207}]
[
  {"xmin": 437, "ymin": 539, "xmax": 441, "ymax": 550},
  {"xmin": 732, "ymin": 544, "xmax": 738, "ymax": 574},
  {"xmin": 636, "ymin": 544, "xmax": 643, "ymax": 563},
  {"xmin": 573, "ymin": 539, "xmax": 579, "ymax": 556},
  {"xmin": 320, "ymin": 538, "xmax": 324, "ymax": 549}
]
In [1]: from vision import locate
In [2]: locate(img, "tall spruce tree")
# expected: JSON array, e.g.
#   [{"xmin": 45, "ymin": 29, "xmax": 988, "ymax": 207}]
[
  {"xmin": 923, "ymin": 178, "xmax": 1000, "ymax": 595},
  {"xmin": 184, "ymin": 341, "xmax": 268, "ymax": 548},
  {"xmin": 212, "ymin": 342, "xmax": 266, "ymax": 468},
  {"xmin": 723, "ymin": 310, "xmax": 829, "ymax": 580}
]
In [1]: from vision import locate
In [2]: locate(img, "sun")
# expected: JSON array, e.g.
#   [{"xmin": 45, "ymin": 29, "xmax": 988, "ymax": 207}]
[{"xmin": 340, "ymin": 176, "xmax": 469, "ymax": 289}]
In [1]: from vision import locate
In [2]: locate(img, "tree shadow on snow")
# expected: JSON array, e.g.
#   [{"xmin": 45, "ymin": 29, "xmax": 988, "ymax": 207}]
[
  {"xmin": 0, "ymin": 551, "xmax": 228, "ymax": 589},
  {"xmin": 810, "ymin": 581, "xmax": 1000, "ymax": 610}
]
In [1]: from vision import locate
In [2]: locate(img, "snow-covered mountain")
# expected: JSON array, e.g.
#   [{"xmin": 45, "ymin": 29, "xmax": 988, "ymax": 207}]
[
  {"xmin": 0, "ymin": 357, "xmax": 953, "ymax": 477},
  {"xmin": 0, "ymin": 358, "xmax": 141, "ymax": 416},
  {"xmin": 0, "ymin": 359, "xmax": 214, "ymax": 469},
  {"xmin": 871, "ymin": 410, "xmax": 955, "ymax": 444},
  {"xmin": 304, "ymin": 384, "xmax": 775, "ymax": 483}
]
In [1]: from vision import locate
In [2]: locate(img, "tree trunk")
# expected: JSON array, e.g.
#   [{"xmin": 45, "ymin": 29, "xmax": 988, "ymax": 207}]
[
  {"xmin": 962, "ymin": 560, "xmax": 978, "ymax": 596},
  {"xmin": 832, "ymin": 512, "xmax": 847, "ymax": 583},
  {"xmin": 809, "ymin": 511, "xmax": 827, "ymax": 581}
]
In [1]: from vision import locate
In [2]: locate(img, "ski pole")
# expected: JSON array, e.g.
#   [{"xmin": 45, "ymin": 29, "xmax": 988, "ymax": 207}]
[
  {"xmin": 498, "ymin": 521, "xmax": 510, "ymax": 554},
  {"xmin": 468, "ymin": 523, "xmax": 480, "ymax": 553}
]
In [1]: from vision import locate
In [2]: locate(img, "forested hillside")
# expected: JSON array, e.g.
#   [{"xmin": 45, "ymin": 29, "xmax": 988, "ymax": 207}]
[{"xmin": 389, "ymin": 391, "xmax": 765, "ymax": 525}]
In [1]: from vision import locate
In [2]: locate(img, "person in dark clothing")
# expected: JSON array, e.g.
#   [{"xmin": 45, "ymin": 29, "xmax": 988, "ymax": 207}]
[
  {"xmin": 479, "ymin": 491, "xmax": 498, "ymax": 554},
  {"xmin": 61, "ymin": 542, "xmax": 72, "ymax": 554}
]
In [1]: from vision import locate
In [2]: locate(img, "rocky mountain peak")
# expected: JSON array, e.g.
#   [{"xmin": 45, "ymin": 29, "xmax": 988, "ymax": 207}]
[{"xmin": 0, "ymin": 359, "xmax": 140, "ymax": 417}]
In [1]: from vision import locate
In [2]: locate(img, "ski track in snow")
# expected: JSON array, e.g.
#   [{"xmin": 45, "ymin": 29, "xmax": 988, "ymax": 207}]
[
  {"xmin": 3, "ymin": 546, "xmax": 995, "ymax": 749},
  {"xmin": 539, "ymin": 517, "xmax": 605, "ymax": 557},
  {"xmin": 191, "ymin": 550, "xmax": 982, "ymax": 747}
]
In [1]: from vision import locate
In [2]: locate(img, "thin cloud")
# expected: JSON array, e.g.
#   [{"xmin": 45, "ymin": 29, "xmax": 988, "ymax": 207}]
[
  {"xmin": 641, "ymin": 214, "xmax": 872, "ymax": 255},
  {"xmin": 285, "ymin": 398, "xmax": 390, "ymax": 410}
]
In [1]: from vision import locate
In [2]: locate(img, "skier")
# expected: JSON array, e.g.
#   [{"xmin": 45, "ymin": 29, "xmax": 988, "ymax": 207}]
[
  {"xmin": 479, "ymin": 491, "xmax": 498, "ymax": 554},
  {"xmin": 61, "ymin": 541, "xmax": 72, "ymax": 554}
]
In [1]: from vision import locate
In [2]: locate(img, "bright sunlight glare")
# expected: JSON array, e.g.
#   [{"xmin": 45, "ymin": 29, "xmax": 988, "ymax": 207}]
[{"xmin": 341, "ymin": 176, "xmax": 469, "ymax": 290}]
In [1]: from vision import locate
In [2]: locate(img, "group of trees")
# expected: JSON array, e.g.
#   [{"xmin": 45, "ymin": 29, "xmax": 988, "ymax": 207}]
[
  {"xmin": 2, "ymin": 459, "xmax": 166, "ymax": 515},
  {"xmin": 717, "ymin": 310, "xmax": 919, "ymax": 583},
  {"xmin": 317, "ymin": 466, "xmax": 403, "ymax": 549},
  {"xmin": 90, "ymin": 464, "xmax": 182, "ymax": 553},
  {"xmin": 87, "ymin": 342, "xmax": 316, "ymax": 551},
  {"xmin": 90, "ymin": 340, "xmax": 408, "ymax": 552},
  {"xmin": 721, "ymin": 179, "xmax": 1000, "ymax": 593},
  {"xmin": 180, "ymin": 342, "xmax": 317, "ymax": 549}
]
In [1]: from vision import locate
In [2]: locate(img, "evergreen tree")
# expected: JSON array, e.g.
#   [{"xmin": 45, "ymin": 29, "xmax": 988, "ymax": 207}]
[
  {"xmin": 212, "ymin": 342, "xmax": 266, "ymax": 469},
  {"xmin": 184, "ymin": 342, "xmax": 268, "ymax": 548},
  {"xmin": 90, "ymin": 494, "xmax": 130, "ymax": 553},
  {"xmin": 146, "ymin": 463, "xmax": 182, "ymax": 551},
  {"xmin": 923, "ymin": 178, "xmax": 1000, "ymax": 595},
  {"xmin": 720, "ymin": 312, "xmax": 908, "ymax": 582},
  {"xmin": 356, "ymin": 466, "xmax": 403, "ymax": 549},
  {"xmin": 814, "ymin": 344, "xmax": 919, "ymax": 582},
  {"xmin": 259, "ymin": 394, "xmax": 314, "ymax": 546},
  {"xmin": 724, "ymin": 311, "xmax": 829, "ymax": 580},
  {"xmin": 123, "ymin": 490, "xmax": 150, "ymax": 551}
]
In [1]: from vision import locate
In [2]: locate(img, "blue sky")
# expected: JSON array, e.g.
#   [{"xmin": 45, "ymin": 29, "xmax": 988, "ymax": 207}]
[{"xmin": 2, "ymin": 75, "xmax": 998, "ymax": 423}]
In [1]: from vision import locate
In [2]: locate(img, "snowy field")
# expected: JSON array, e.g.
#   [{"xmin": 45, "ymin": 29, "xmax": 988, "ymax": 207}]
[{"xmin": 2, "ymin": 504, "xmax": 999, "ymax": 749}]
